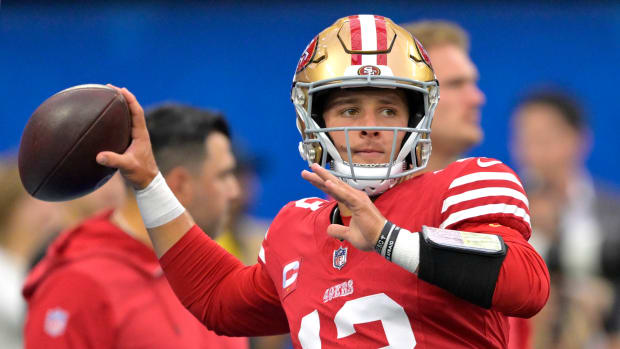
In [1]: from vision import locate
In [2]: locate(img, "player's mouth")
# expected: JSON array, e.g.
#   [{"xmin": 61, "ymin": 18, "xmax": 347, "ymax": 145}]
[{"xmin": 352, "ymin": 148, "xmax": 386, "ymax": 163}]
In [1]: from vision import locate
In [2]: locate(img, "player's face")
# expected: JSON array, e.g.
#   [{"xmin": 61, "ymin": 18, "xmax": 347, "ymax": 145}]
[
  {"xmin": 188, "ymin": 132, "xmax": 240, "ymax": 236},
  {"xmin": 322, "ymin": 88, "xmax": 409, "ymax": 164},
  {"xmin": 511, "ymin": 103, "xmax": 583, "ymax": 181},
  {"xmin": 428, "ymin": 44, "xmax": 485, "ymax": 155}
]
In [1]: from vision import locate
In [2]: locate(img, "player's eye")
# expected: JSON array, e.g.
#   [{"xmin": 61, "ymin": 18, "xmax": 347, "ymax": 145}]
[
  {"xmin": 340, "ymin": 108, "xmax": 359, "ymax": 117},
  {"xmin": 380, "ymin": 108, "xmax": 397, "ymax": 117}
]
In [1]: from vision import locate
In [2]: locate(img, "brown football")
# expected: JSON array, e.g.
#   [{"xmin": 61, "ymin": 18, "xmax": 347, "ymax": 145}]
[{"xmin": 18, "ymin": 84, "xmax": 131, "ymax": 201}]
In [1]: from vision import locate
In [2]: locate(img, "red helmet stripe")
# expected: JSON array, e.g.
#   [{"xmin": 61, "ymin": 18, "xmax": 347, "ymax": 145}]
[
  {"xmin": 374, "ymin": 15, "xmax": 387, "ymax": 65},
  {"xmin": 348, "ymin": 15, "xmax": 362, "ymax": 65}
]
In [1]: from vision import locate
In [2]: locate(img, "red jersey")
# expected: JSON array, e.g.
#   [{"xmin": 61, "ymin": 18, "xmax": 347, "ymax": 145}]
[
  {"xmin": 22, "ymin": 210, "xmax": 248, "ymax": 349},
  {"xmin": 160, "ymin": 158, "xmax": 549, "ymax": 348},
  {"xmin": 507, "ymin": 317, "xmax": 532, "ymax": 349}
]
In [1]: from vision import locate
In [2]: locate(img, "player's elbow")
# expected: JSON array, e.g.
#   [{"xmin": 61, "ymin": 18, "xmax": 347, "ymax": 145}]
[
  {"xmin": 492, "ymin": 244, "xmax": 551, "ymax": 317},
  {"xmin": 508, "ymin": 269, "xmax": 550, "ymax": 318}
]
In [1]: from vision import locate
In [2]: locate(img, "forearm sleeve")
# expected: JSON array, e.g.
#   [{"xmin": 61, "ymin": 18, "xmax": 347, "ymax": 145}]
[
  {"xmin": 160, "ymin": 225, "xmax": 289, "ymax": 336},
  {"xmin": 463, "ymin": 223, "xmax": 550, "ymax": 317}
]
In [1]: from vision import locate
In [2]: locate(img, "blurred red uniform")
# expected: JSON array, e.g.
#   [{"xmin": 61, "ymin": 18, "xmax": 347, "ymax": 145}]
[
  {"xmin": 161, "ymin": 158, "xmax": 549, "ymax": 348},
  {"xmin": 23, "ymin": 211, "xmax": 247, "ymax": 349},
  {"xmin": 508, "ymin": 317, "xmax": 532, "ymax": 349}
]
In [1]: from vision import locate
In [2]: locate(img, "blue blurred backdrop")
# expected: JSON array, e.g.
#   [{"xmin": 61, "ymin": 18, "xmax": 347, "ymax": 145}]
[{"xmin": 2, "ymin": 1, "xmax": 619, "ymax": 219}]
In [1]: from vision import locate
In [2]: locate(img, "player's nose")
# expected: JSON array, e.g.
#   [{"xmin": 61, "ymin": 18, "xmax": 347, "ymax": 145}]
[{"xmin": 359, "ymin": 112, "xmax": 380, "ymax": 137}]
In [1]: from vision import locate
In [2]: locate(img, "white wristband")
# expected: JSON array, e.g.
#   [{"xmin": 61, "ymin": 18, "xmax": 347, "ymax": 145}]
[
  {"xmin": 134, "ymin": 172, "xmax": 185, "ymax": 228},
  {"xmin": 391, "ymin": 229, "xmax": 420, "ymax": 274}
]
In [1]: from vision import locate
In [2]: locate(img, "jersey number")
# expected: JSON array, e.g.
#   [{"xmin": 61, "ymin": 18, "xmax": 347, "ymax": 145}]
[
  {"xmin": 298, "ymin": 293, "xmax": 416, "ymax": 348},
  {"xmin": 295, "ymin": 198, "xmax": 325, "ymax": 211}
]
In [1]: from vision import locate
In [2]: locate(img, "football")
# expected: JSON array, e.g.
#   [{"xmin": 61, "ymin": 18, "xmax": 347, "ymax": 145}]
[{"xmin": 18, "ymin": 84, "xmax": 131, "ymax": 201}]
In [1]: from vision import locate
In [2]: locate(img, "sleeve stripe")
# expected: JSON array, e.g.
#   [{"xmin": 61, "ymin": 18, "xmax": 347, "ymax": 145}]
[
  {"xmin": 259, "ymin": 246, "xmax": 266, "ymax": 263},
  {"xmin": 258, "ymin": 226, "xmax": 270, "ymax": 264},
  {"xmin": 441, "ymin": 187, "xmax": 530, "ymax": 213},
  {"xmin": 448, "ymin": 172, "xmax": 523, "ymax": 190},
  {"xmin": 439, "ymin": 204, "xmax": 531, "ymax": 229}
]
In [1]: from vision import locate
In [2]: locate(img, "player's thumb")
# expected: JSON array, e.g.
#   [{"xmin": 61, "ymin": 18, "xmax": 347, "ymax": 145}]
[
  {"xmin": 96, "ymin": 151, "xmax": 127, "ymax": 170},
  {"xmin": 327, "ymin": 224, "xmax": 350, "ymax": 240}
]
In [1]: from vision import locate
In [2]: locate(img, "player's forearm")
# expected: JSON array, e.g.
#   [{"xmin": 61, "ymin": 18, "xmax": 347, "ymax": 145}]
[
  {"xmin": 203, "ymin": 263, "xmax": 291, "ymax": 336},
  {"xmin": 146, "ymin": 211, "xmax": 195, "ymax": 258},
  {"xmin": 160, "ymin": 225, "xmax": 289, "ymax": 336}
]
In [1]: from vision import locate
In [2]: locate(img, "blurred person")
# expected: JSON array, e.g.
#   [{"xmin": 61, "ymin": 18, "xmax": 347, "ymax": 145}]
[
  {"xmin": 404, "ymin": 20, "xmax": 531, "ymax": 349},
  {"xmin": 217, "ymin": 146, "xmax": 269, "ymax": 265},
  {"xmin": 510, "ymin": 89, "xmax": 620, "ymax": 348},
  {"xmin": 402, "ymin": 20, "xmax": 485, "ymax": 172},
  {"xmin": 27, "ymin": 172, "xmax": 127, "ymax": 269},
  {"xmin": 0, "ymin": 161, "xmax": 61, "ymax": 349},
  {"xmin": 0, "ymin": 159, "xmax": 125, "ymax": 349},
  {"xmin": 97, "ymin": 15, "xmax": 549, "ymax": 348},
  {"xmin": 215, "ymin": 148, "xmax": 293, "ymax": 349},
  {"xmin": 23, "ymin": 104, "xmax": 247, "ymax": 348}
]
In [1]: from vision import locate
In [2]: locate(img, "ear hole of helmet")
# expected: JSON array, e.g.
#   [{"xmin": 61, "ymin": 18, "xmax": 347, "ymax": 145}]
[
  {"xmin": 310, "ymin": 90, "xmax": 330, "ymax": 129},
  {"xmin": 403, "ymin": 90, "xmax": 425, "ymax": 167}
]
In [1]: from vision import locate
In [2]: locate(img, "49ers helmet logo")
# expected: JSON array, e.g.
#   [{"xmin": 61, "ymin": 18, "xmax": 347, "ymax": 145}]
[
  {"xmin": 357, "ymin": 65, "xmax": 381, "ymax": 76},
  {"xmin": 414, "ymin": 37, "xmax": 432, "ymax": 68},
  {"xmin": 296, "ymin": 36, "xmax": 319, "ymax": 73}
]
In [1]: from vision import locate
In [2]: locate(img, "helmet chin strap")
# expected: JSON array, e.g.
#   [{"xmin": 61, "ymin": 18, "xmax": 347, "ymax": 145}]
[{"xmin": 332, "ymin": 159, "xmax": 406, "ymax": 196}]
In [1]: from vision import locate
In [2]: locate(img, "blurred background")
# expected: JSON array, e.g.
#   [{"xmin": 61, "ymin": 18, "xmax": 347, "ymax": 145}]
[{"xmin": 1, "ymin": 1, "xmax": 619, "ymax": 348}]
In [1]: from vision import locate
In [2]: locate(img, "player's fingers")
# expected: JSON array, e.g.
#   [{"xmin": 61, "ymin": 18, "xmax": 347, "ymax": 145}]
[
  {"xmin": 309, "ymin": 163, "xmax": 355, "ymax": 199},
  {"xmin": 96, "ymin": 151, "xmax": 129, "ymax": 170},
  {"xmin": 301, "ymin": 170, "xmax": 329, "ymax": 192},
  {"xmin": 310, "ymin": 163, "xmax": 342, "ymax": 183},
  {"xmin": 301, "ymin": 169, "xmax": 322, "ymax": 182},
  {"xmin": 105, "ymin": 84, "xmax": 147, "ymax": 138},
  {"xmin": 324, "ymin": 179, "xmax": 360, "ymax": 207},
  {"xmin": 326, "ymin": 224, "xmax": 350, "ymax": 240},
  {"xmin": 118, "ymin": 87, "xmax": 148, "ymax": 133}
]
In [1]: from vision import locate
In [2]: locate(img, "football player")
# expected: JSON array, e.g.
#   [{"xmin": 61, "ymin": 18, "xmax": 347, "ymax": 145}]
[{"xmin": 96, "ymin": 15, "xmax": 550, "ymax": 348}]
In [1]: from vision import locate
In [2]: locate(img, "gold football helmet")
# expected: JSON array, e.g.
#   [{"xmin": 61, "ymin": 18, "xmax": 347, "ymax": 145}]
[{"xmin": 292, "ymin": 14, "xmax": 439, "ymax": 195}]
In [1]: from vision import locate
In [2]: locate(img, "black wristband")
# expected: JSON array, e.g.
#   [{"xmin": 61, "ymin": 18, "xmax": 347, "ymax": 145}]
[
  {"xmin": 384, "ymin": 226, "xmax": 401, "ymax": 261},
  {"xmin": 374, "ymin": 221, "xmax": 394, "ymax": 254}
]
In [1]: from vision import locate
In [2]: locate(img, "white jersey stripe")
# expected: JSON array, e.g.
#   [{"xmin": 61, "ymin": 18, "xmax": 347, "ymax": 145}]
[
  {"xmin": 259, "ymin": 245, "xmax": 266, "ymax": 263},
  {"xmin": 439, "ymin": 204, "xmax": 531, "ymax": 229},
  {"xmin": 448, "ymin": 172, "xmax": 523, "ymax": 190},
  {"xmin": 441, "ymin": 187, "xmax": 530, "ymax": 213},
  {"xmin": 358, "ymin": 14, "xmax": 378, "ymax": 65}
]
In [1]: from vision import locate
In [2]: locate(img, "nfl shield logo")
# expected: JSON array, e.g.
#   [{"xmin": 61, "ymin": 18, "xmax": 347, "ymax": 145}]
[
  {"xmin": 333, "ymin": 247, "xmax": 348, "ymax": 270},
  {"xmin": 44, "ymin": 307, "xmax": 69, "ymax": 337}
]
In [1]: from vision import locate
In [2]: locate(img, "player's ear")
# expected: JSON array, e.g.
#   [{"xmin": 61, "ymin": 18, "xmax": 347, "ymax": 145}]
[{"xmin": 164, "ymin": 166, "xmax": 193, "ymax": 206}]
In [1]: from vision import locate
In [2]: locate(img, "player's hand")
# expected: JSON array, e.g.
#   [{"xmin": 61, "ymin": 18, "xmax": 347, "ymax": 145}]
[
  {"xmin": 302, "ymin": 164, "xmax": 385, "ymax": 251},
  {"xmin": 96, "ymin": 85, "xmax": 159, "ymax": 189}
]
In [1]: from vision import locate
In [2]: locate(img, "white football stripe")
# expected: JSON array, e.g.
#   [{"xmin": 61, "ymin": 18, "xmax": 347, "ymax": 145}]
[
  {"xmin": 439, "ymin": 204, "xmax": 531, "ymax": 229},
  {"xmin": 441, "ymin": 187, "xmax": 529, "ymax": 213},
  {"xmin": 359, "ymin": 14, "xmax": 377, "ymax": 65},
  {"xmin": 448, "ymin": 172, "xmax": 523, "ymax": 190}
]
